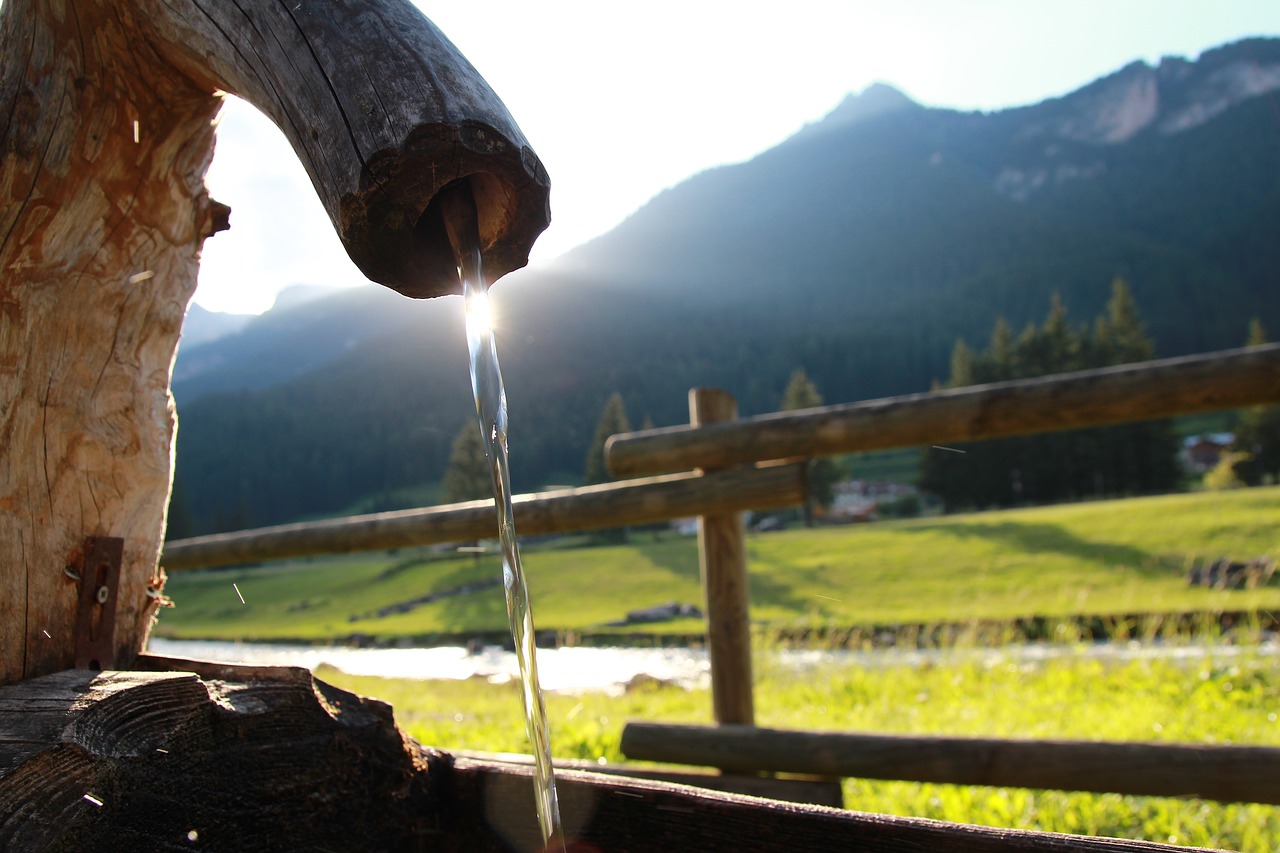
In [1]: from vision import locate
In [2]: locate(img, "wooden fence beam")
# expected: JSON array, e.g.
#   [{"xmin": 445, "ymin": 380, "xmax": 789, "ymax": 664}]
[
  {"xmin": 161, "ymin": 462, "xmax": 806, "ymax": 571},
  {"xmin": 690, "ymin": 388, "xmax": 755, "ymax": 727},
  {"xmin": 607, "ymin": 343, "xmax": 1280, "ymax": 477},
  {"xmin": 621, "ymin": 721, "xmax": 1280, "ymax": 805}
]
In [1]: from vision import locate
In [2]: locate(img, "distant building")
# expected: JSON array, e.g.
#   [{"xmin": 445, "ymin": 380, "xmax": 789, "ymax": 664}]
[
  {"xmin": 670, "ymin": 517, "xmax": 700, "ymax": 536},
  {"xmin": 827, "ymin": 480, "xmax": 918, "ymax": 523},
  {"xmin": 1181, "ymin": 433, "xmax": 1234, "ymax": 473}
]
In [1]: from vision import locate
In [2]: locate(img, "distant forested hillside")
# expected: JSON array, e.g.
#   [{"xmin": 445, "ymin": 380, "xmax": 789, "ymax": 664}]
[{"xmin": 170, "ymin": 38, "xmax": 1280, "ymax": 536}]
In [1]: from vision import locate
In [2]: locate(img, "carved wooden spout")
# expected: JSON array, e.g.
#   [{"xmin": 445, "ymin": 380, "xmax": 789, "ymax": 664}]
[{"xmin": 0, "ymin": 0, "xmax": 549, "ymax": 685}]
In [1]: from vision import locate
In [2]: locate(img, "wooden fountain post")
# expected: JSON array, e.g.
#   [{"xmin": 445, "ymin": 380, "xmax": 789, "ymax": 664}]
[{"xmin": 0, "ymin": 0, "xmax": 549, "ymax": 688}]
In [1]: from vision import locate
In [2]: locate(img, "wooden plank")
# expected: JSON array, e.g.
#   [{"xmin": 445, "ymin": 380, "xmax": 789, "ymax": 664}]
[
  {"xmin": 440, "ymin": 755, "xmax": 1210, "ymax": 852},
  {"xmin": 161, "ymin": 462, "xmax": 806, "ymax": 570},
  {"xmin": 690, "ymin": 388, "xmax": 755, "ymax": 727},
  {"xmin": 607, "ymin": 343, "xmax": 1280, "ymax": 477},
  {"xmin": 454, "ymin": 750, "xmax": 845, "ymax": 808},
  {"xmin": 621, "ymin": 721, "xmax": 1280, "ymax": 805}
]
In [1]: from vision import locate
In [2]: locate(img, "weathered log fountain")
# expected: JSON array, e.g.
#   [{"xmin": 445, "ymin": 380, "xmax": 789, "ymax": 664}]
[
  {"xmin": 0, "ymin": 2, "xmax": 1220, "ymax": 850},
  {"xmin": 0, "ymin": 0, "xmax": 548, "ymax": 687}
]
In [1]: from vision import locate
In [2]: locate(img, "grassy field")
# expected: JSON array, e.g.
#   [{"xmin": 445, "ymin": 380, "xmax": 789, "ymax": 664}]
[
  {"xmin": 157, "ymin": 488, "xmax": 1280, "ymax": 849},
  {"xmin": 156, "ymin": 486, "xmax": 1280, "ymax": 642},
  {"xmin": 320, "ymin": 643, "xmax": 1280, "ymax": 851}
]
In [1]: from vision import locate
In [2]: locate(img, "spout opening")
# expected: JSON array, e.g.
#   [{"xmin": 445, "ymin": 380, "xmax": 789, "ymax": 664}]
[
  {"xmin": 413, "ymin": 173, "xmax": 512, "ymax": 292},
  {"xmin": 340, "ymin": 127, "xmax": 549, "ymax": 300}
]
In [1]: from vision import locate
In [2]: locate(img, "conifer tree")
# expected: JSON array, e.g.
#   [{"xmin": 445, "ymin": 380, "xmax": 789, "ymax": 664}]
[
  {"xmin": 1230, "ymin": 320, "xmax": 1280, "ymax": 485},
  {"xmin": 584, "ymin": 392, "xmax": 631, "ymax": 486},
  {"xmin": 921, "ymin": 285, "xmax": 1179, "ymax": 511},
  {"xmin": 949, "ymin": 339, "xmax": 974, "ymax": 387},
  {"xmin": 441, "ymin": 423, "xmax": 491, "ymax": 504},
  {"xmin": 781, "ymin": 369, "xmax": 840, "ymax": 515},
  {"xmin": 582, "ymin": 393, "xmax": 633, "ymax": 542}
]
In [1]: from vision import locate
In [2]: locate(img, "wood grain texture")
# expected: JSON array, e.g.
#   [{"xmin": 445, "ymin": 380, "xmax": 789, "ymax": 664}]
[
  {"xmin": 689, "ymin": 388, "xmax": 755, "ymax": 727},
  {"xmin": 161, "ymin": 461, "xmax": 807, "ymax": 570},
  {"xmin": 0, "ymin": 667, "xmax": 433, "ymax": 851},
  {"xmin": 440, "ymin": 755, "xmax": 1214, "ymax": 853},
  {"xmin": 622, "ymin": 721, "xmax": 1280, "ymax": 806},
  {"xmin": 607, "ymin": 344, "xmax": 1280, "ymax": 477},
  {"xmin": 143, "ymin": 0, "xmax": 550, "ymax": 297},
  {"xmin": 1, "ymin": 0, "xmax": 548, "ymax": 686},
  {"xmin": 0, "ymin": 0, "xmax": 225, "ymax": 686}
]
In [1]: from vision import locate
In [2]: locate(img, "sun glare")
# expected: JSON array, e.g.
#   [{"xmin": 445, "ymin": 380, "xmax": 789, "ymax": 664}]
[{"xmin": 465, "ymin": 284, "xmax": 494, "ymax": 337}]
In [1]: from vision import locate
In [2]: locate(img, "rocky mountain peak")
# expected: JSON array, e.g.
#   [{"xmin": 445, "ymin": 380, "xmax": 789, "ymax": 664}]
[
  {"xmin": 1022, "ymin": 41, "xmax": 1280, "ymax": 146},
  {"xmin": 794, "ymin": 83, "xmax": 920, "ymax": 141}
]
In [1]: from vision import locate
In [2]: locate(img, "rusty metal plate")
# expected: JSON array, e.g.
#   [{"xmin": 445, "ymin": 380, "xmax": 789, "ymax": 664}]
[{"xmin": 74, "ymin": 536, "xmax": 123, "ymax": 670}]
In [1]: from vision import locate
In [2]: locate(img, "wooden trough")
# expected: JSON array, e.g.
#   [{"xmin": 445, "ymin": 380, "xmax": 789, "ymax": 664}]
[
  {"xmin": 1, "ymin": 661, "xmax": 1213, "ymax": 852},
  {"xmin": 0, "ymin": 1, "xmax": 1261, "ymax": 850}
]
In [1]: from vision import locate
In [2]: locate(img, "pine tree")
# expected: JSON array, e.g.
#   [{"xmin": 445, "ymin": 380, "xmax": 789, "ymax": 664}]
[
  {"xmin": 921, "ymin": 286, "xmax": 1179, "ymax": 511},
  {"xmin": 441, "ymin": 423, "xmax": 491, "ymax": 504},
  {"xmin": 781, "ymin": 368, "xmax": 823, "ymax": 411},
  {"xmin": 584, "ymin": 392, "xmax": 632, "ymax": 486},
  {"xmin": 1105, "ymin": 277, "xmax": 1154, "ymax": 363},
  {"xmin": 780, "ymin": 369, "xmax": 840, "ymax": 515},
  {"xmin": 1231, "ymin": 320, "xmax": 1280, "ymax": 485},
  {"xmin": 949, "ymin": 339, "xmax": 974, "ymax": 387},
  {"xmin": 1247, "ymin": 317, "xmax": 1268, "ymax": 347},
  {"xmin": 988, "ymin": 318, "xmax": 1014, "ymax": 379}
]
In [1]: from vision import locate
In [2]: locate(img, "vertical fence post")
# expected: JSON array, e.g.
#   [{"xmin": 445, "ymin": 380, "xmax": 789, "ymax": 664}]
[{"xmin": 689, "ymin": 387, "xmax": 755, "ymax": 726}]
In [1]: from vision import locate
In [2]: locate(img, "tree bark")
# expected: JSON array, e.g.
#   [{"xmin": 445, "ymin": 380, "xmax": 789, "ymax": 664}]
[{"xmin": 0, "ymin": 0, "xmax": 549, "ymax": 686}]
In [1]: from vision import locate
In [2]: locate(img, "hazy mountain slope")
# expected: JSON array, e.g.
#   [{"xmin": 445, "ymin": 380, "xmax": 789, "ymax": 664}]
[{"xmin": 171, "ymin": 38, "xmax": 1280, "ymax": 534}]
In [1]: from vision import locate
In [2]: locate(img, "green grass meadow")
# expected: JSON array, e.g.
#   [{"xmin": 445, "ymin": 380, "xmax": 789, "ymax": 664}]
[
  {"xmin": 156, "ymin": 487, "xmax": 1280, "ymax": 850},
  {"xmin": 320, "ymin": 645, "xmax": 1280, "ymax": 851},
  {"xmin": 158, "ymin": 486, "xmax": 1280, "ymax": 642}
]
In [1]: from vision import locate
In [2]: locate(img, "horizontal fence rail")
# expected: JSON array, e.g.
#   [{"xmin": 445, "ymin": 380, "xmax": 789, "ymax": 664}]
[
  {"xmin": 162, "ymin": 462, "xmax": 805, "ymax": 571},
  {"xmin": 622, "ymin": 722, "xmax": 1280, "ymax": 805},
  {"xmin": 606, "ymin": 343, "xmax": 1280, "ymax": 477}
]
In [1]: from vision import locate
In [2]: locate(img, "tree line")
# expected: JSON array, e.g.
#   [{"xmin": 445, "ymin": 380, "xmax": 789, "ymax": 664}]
[{"xmin": 919, "ymin": 280, "xmax": 1182, "ymax": 511}]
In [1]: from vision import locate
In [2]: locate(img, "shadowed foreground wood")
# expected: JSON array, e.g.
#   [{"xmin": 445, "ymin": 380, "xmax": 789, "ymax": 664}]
[
  {"xmin": 439, "ymin": 757, "xmax": 1215, "ymax": 852},
  {"xmin": 0, "ymin": 667, "xmax": 1214, "ymax": 852},
  {"xmin": 621, "ymin": 721, "xmax": 1280, "ymax": 806},
  {"xmin": 606, "ymin": 344, "xmax": 1280, "ymax": 477},
  {"xmin": 0, "ymin": 665, "xmax": 434, "ymax": 851},
  {"xmin": 161, "ymin": 462, "xmax": 805, "ymax": 570},
  {"xmin": 453, "ymin": 750, "xmax": 845, "ymax": 808}
]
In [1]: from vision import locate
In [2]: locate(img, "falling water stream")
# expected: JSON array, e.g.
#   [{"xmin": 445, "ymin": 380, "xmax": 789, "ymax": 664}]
[{"xmin": 451, "ymin": 195, "xmax": 564, "ymax": 851}]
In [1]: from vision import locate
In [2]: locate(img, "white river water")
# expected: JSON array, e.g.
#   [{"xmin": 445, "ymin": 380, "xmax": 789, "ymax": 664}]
[{"xmin": 146, "ymin": 636, "xmax": 1278, "ymax": 696}]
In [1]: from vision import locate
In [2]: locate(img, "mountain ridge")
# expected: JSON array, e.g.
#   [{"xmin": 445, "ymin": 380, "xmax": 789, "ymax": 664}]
[{"xmin": 170, "ymin": 37, "xmax": 1280, "ymax": 536}]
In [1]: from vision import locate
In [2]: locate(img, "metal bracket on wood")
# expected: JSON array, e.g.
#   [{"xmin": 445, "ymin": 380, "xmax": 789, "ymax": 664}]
[{"xmin": 74, "ymin": 536, "xmax": 123, "ymax": 670}]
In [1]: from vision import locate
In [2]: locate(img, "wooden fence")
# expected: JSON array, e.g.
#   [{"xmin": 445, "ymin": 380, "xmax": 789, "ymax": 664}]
[{"xmin": 162, "ymin": 342, "xmax": 1280, "ymax": 808}]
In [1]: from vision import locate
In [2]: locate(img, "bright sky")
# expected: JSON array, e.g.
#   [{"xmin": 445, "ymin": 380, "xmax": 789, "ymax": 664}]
[{"xmin": 195, "ymin": 0, "xmax": 1280, "ymax": 314}]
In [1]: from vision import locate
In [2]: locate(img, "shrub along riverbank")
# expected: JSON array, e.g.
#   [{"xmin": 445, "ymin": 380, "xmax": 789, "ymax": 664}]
[{"xmin": 156, "ymin": 486, "xmax": 1280, "ymax": 644}]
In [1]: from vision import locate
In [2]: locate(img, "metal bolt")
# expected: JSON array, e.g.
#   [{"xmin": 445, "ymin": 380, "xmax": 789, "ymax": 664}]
[
  {"xmin": 96, "ymin": 585, "xmax": 109, "ymax": 604},
  {"xmin": 63, "ymin": 566, "xmax": 81, "ymax": 581}
]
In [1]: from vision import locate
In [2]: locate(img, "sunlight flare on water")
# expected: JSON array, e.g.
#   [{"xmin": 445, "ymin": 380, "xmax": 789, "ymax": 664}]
[{"xmin": 451, "ymin": 187, "xmax": 563, "ymax": 851}]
